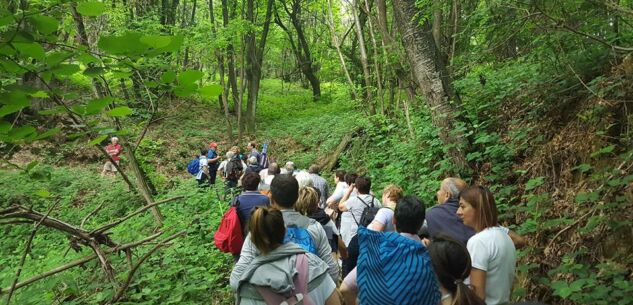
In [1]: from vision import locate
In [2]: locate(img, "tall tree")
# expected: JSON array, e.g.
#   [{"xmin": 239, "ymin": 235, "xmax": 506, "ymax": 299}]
[
  {"xmin": 244, "ymin": 0, "xmax": 275, "ymax": 132},
  {"xmin": 392, "ymin": 0, "xmax": 468, "ymax": 172},
  {"xmin": 275, "ymin": 0, "xmax": 321, "ymax": 100}
]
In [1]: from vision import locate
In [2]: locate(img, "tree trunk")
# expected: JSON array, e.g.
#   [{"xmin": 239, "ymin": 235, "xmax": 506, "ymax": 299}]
[
  {"xmin": 363, "ymin": 0, "xmax": 384, "ymax": 113},
  {"xmin": 327, "ymin": 0, "xmax": 358, "ymax": 101},
  {"xmin": 221, "ymin": 0, "xmax": 240, "ymax": 114},
  {"xmin": 392, "ymin": 0, "xmax": 468, "ymax": 173},
  {"xmin": 210, "ymin": 0, "xmax": 233, "ymax": 140},
  {"xmin": 350, "ymin": 0, "xmax": 375, "ymax": 114},
  {"xmin": 277, "ymin": 0, "xmax": 321, "ymax": 100},
  {"xmin": 244, "ymin": 0, "xmax": 274, "ymax": 133}
]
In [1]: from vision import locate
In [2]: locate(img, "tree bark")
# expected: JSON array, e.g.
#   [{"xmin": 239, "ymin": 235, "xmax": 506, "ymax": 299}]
[
  {"xmin": 349, "ymin": 0, "xmax": 375, "ymax": 114},
  {"xmin": 244, "ymin": 0, "xmax": 274, "ymax": 133},
  {"xmin": 327, "ymin": 0, "xmax": 358, "ymax": 101},
  {"xmin": 221, "ymin": 0, "xmax": 241, "ymax": 114},
  {"xmin": 276, "ymin": 0, "xmax": 321, "ymax": 100},
  {"xmin": 392, "ymin": 0, "xmax": 468, "ymax": 172}
]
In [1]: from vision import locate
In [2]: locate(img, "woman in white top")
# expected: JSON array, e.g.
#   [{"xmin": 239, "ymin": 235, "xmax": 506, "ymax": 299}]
[
  {"xmin": 457, "ymin": 186, "xmax": 516, "ymax": 305},
  {"xmin": 367, "ymin": 184, "xmax": 402, "ymax": 232}
]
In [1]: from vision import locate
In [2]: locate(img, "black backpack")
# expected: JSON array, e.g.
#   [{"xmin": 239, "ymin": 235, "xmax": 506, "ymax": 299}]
[
  {"xmin": 356, "ymin": 196, "xmax": 379, "ymax": 227},
  {"xmin": 226, "ymin": 158, "xmax": 243, "ymax": 180}
]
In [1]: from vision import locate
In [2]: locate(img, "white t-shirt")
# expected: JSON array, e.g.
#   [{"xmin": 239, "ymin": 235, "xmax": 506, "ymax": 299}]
[
  {"xmin": 340, "ymin": 194, "xmax": 381, "ymax": 246},
  {"xmin": 371, "ymin": 208, "xmax": 395, "ymax": 232},
  {"xmin": 196, "ymin": 156, "xmax": 208, "ymax": 180},
  {"xmin": 466, "ymin": 226, "xmax": 516, "ymax": 305}
]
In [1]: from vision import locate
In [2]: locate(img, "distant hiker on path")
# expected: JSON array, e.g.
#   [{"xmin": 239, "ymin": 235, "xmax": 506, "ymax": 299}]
[
  {"xmin": 308, "ymin": 165, "xmax": 329, "ymax": 209},
  {"xmin": 207, "ymin": 142, "xmax": 220, "ymax": 186},
  {"xmin": 196, "ymin": 149, "xmax": 210, "ymax": 187},
  {"xmin": 102, "ymin": 137, "xmax": 122, "ymax": 177},
  {"xmin": 247, "ymin": 142, "xmax": 260, "ymax": 163}
]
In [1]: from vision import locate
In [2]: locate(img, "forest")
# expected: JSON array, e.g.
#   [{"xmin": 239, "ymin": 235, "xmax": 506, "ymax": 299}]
[{"xmin": 0, "ymin": 0, "xmax": 632, "ymax": 304}]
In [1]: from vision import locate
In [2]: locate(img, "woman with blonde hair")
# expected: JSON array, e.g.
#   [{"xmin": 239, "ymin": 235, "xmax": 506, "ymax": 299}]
[
  {"xmin": 367, "ymin": 184, "xmax": 403, "ymax": 232},
  {"xmin": 457, "ymin": 186, "xmax": 516, "ymax": 305},
  {"xmin": 296, "ymin": 187, "xmax": 347, "ymax": 260},
  {"xmin": 231, "ymin": 207, "xmax": 340, "ymax": 305}
]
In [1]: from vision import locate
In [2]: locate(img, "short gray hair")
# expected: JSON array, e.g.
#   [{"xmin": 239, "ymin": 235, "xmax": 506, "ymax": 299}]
[
  {"xmin": 295, "ymin": 171, "xmax": 314, "ymax": 189},
  {"xmin": 248, "ymin": 156, "xmax": 257, "ymax": 165},
  {"xmin": 442, "ymin": 178, "xmax": 467, "ymax": 199},
  {"xmin": 226, "ymin": 151, "xmax": 235, "ymax": 158}
]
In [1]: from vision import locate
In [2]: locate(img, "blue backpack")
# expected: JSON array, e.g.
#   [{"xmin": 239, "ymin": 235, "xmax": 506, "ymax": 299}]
[
  {"xmin": 187, "ymin": 158, "xmax": 199, "ymax": 175},
  {"xmin": 284, "ymin": 226, "xmax": 318, "ymax": 255}
]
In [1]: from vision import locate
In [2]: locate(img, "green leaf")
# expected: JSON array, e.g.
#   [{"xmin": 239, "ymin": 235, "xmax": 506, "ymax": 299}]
[
  {"xmin": 83, "ymin": 67, "xmax": 106, "ymax": 77},
  {"xmin": 525, "ymin": 176, "xmax": 545, "ymax": 191},
  {"xmin": 39, "ymin": 106, "xmax": 66, "ymax": 115},
  {"xmin": 177, "ymin": 70, "xmax": 204, "ymax": 84},
  {"xmin": 45, "ymin": 51, "xmax": 73, "ymax": 66},
  {"xmin": 77, "ymin": 53, "xmax": 99, "ymax": 65},
  {"xmin": 572, "ymin": 163, "xmax": 592, "ymax": 173},
  {"xmin": 160, "ymin": 71, "xmax": 176, "ymax": 83},
  {"xmin": 29, "ymin": 15, "xmax": 59, "ymax": 35},
  {"xmin": 0, "ymin": 120, "xmax": 10, "ymax": 133},
  {"xmin": 98, "ymin": 32, "xmax": 147, "ymax": 56},
  {"xmin": 173, "ymin": 84, "xmax": 197, "ymax": 97},
  {"xmin": 35, "ymin": 189, "xmax": 51, "ymax": 198},
  {"xmin": 140, "ymin": 35, "xmax": 172, "ymax": 48},
  {"xmin": 106, "ymin": 106, "xmax": 133, "ymax": 117},
  {"xmin": 30, "ymin": 91, "xmax": 49, "ymax": 98},
  {"xmin": 51, "ymin": 64, "xmax": 80, "ymax": 76},
  {"xmin": 76, "ymin": 1, "xmax": 107, "ymax": 17},
  {"xmin": 198, "ymin": 84, "xmax": 223, "ymax": 98},
  {"xmin": 591, "ymin": 145, "xmax": 615, "ymax": 158},
  {"xmin": 86, "ymin": 97, "xmax": 113, "ymax": 115},
  {"xmin": 36, "ymin": 128, "xmax": 60, "ymax": 140},
  {"xmin": 0, "ymin": 104, "xmax": 29, "ymax": 118},
  {"xmin": 89, "ymin": 134, "xmax": 108, "ymax": 145},
  {"xmin": 13, "ymin": 42, "xmax": 46, "ymax": 60},
  {"xmin": 8, "ymin": 125, "xmax": 36, "ymax": 140}
]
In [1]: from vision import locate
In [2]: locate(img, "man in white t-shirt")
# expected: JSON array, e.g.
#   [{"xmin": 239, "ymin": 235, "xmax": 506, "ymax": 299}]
[{"xmin": 338, "ymin": 176, "xmax": 381, "ymax": 246}]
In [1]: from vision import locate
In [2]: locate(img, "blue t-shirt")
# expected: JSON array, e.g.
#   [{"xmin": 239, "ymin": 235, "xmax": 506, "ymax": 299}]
[
  {"xmin": 234, "ymin": 191, "xmax": 270, "ymax": 232},
  {"xmin": 207, "ymin": 149, "xmax": 219, "ymax": 169}
]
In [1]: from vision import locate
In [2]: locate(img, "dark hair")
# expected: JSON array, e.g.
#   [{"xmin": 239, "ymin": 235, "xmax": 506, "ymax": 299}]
[
  {"xmin": 268, "ymin": 163, "xmax": 281, "ymax": 175},
  {"xmin": 241, "ymin": 172, "xmax": 261, "ymax": 191},
  {"xmin": 355, "ymin": 176, "xmax": 371, "ymax": 194},
  {"xmin": 308, "ymin": 164, "xmax": 320, "ymax": 174},
  {"xmin": 335, "ymin": 170, "xmax": 346, "ymax": 181},
  {"xmin": 394, "ymin": 195, "xmax": 425, "ymax": 234},
  {"xmin": 249, "ymin": 207, "xmax": 285, "ymax": 255},
  {"xmin": 459, "ymin": 186, "xmax": 498, "ymax": 231},
  {"xmin": 428, "ymin": 235, "xmax": 485, "ymax": 305},
  {"xmin": 200, "ymin": 148, "xmax": 208, "ymax": 155},
  {"xmin": 271, "ymin": 174, "xmax": 299, "ymax": 208},
  {"xmin": 344, "ymin": 172, "xmax": 358, "ymax": 185}
]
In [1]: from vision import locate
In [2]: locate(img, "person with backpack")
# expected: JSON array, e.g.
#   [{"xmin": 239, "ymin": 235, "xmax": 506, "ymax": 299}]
[
  {"xmin": 196, "ymin": 149, "xmax": 210, "ymax": 187},
  {"xmin": 225, "ymin": 150, "xmax": 245, "ymax": 193},
  {"xmin": 207, "ymin": 142, "xmax": 221, "ymax": 186},
  {"xmin": 231, "ymin": 206, "xmax": 341, "ymax": 305},
  {"xmin": 231, "ymin": 174, "xmax": 339, "ymax": 284},
  {"xmin": 338, "ymin": 176, "xmax": 382, "ymax": 247},
  {"xmin": 340, "ymin": 196, "xmax": 440, "ymax": 305}
]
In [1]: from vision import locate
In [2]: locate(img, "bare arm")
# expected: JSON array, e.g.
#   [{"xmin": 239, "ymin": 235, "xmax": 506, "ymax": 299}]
[
  {"xmin": 325, "ymin": 290, "xmax": 342, "ymax": 305},
  {"xmin": 508, "ymin": 230, "xmax": 527, "ymax": 249},
  {"xmin": 469, "ymin": 268, "xmax": 487, "ymax": 301},
  {"xmin": 340, "ymin": 282, "xmax": 357, "ymax": 305},
  {"xmin": 338, "ymin": 184, "xmax": 355, "ymax": 211},
  {"xmin": 368, "ymin": 220, "xmax": 385, "ymax": 232}
]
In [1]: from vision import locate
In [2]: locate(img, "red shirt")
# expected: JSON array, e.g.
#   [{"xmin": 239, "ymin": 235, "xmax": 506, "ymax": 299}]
[{"xmin": 105, "ymin": 143, "xmax": 122, "ymax": 161}]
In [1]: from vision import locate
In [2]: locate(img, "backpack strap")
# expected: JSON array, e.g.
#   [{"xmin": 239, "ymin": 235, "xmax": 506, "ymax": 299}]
[
  {"xmin": 255, "ymin": 254, "xmax": 313, "ymax": 305},
  {"xmin": 357, "ymin": 195, "xmax": 376, "ymax": 208}
]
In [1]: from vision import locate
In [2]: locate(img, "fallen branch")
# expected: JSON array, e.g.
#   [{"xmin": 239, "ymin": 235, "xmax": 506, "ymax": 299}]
[
  {"xmin": 92, "ymin": 196, "xmax": 183, "ymax": 234},
  {"xmin": 5, "ymin": 200, "xmax": 59, "ymax": 305},
  {"xmin": 109, "ymin": 231, "xmax": 186, "ymax": 303},
  {"xmin": 0, "ymin": 231, "xmax": 165, "ymax": 295}
]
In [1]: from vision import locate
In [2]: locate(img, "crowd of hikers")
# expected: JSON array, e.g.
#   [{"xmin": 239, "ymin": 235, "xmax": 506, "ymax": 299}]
[{"xmin": 201, "ymin": 142, "xmax": 543, "ymax": 305}]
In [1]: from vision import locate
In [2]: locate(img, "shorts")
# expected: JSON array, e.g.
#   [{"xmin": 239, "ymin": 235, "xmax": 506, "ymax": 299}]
[{"xmin": 103, "ymin": 160, "xmax": 119, "ymax": 172}]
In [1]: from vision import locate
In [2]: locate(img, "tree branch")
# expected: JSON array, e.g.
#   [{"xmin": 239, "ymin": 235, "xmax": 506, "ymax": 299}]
[
  {"xmin": 92, "ymin": 196, "xmax": 183, "ymax": 234},
  {"xmin": 109, "ymin": 231, "xmax": 186, "ymax": 303},
  {"xmin": 5, "ymin": 200, "xmax": 59, "ymax": 305}
]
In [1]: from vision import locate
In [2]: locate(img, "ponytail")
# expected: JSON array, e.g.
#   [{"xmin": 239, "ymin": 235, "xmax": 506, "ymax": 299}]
[
  {"xmin": 248, "ymin": 207, "xmax": 285, "ymax": 254},
  {"xmin": 453, "ymin": 281, "xmax": 485, "ymax": 305}
]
